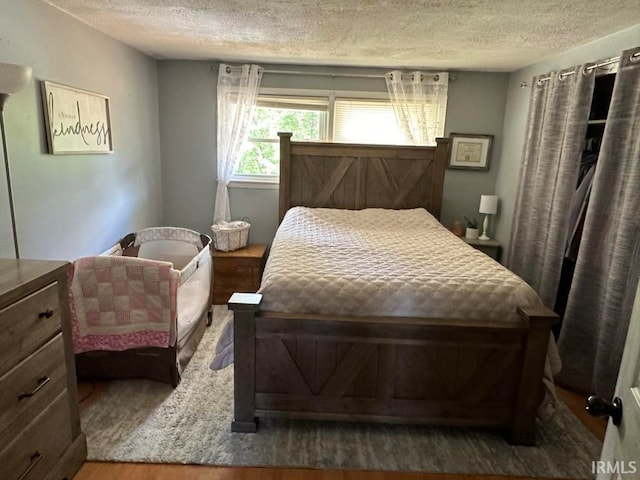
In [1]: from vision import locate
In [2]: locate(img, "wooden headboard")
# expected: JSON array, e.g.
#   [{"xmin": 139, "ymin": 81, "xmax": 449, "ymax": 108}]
[{"xmin": 278, "ymin": 132, "xmax": 450, "ymax": 222}]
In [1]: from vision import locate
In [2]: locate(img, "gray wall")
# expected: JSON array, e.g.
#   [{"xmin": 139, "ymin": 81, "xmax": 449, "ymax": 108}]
[
  {"xmin": 494, "ymin": 24, "xmax": 640, "ymax": 259},
  {"xmin": 158, "ymin": 61, "xmax": 216, "ymax": 235},
  {"xmin": 0, "ymin": 0, "xmax": 162, "ymax": 260},
  {"xmin": 158, "ymin": 62, "xmax": 509, "ymax": 244},
  {"xmin": 443, "ymin": 72, "xmax": 508, "ymax": 231}
]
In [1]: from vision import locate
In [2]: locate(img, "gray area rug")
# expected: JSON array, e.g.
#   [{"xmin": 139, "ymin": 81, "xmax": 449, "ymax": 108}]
[{"xmin": 81, "ymin": 307, "xmax": 602, "ymax": 478}]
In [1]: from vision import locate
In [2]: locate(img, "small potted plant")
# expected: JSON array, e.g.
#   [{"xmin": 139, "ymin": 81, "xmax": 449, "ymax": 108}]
[{"xmin": 464, "ymin": 216, "xmax": 479, "ymax": 239}]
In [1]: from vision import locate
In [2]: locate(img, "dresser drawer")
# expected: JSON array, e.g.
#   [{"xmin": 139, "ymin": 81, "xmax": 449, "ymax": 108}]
[
  {"xmin": 0, "ymin": 283, "xmax": 61, "ymax": 377},
  {"xmin": 215, "ymin": 264, "xmax": 260, "ymax": 287},
  {"xmin": 216, "ymin": 256, "xmax": 261, "ymax": 269},
  {"xmin": 0, "ymin": 334, "xmax": 66, "ymax": 441},
  {"xmin": 0, "ymin": 390, "xmax": 73, "ymax": 480},
  {"xmin": 213, "ymin": 266, "xmax": 262, "ymax": 305}
]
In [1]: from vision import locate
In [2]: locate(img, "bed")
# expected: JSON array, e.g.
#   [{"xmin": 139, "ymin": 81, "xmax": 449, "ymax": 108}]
[
  {"xmin": 71, "ymin": 227, "xmax": 213, "ymax": 387},
  {"xmin": 226, "ymin": 133, "xmax": 559, "ymax": 445}
]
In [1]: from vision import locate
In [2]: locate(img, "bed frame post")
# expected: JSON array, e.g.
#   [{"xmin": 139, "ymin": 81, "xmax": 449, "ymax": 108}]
[
  {"xmin": 433, "ymin": 138, "xmax": 451, "ymax": 220},
  {"xmin": 228, "ymin": 293, "xmax": 262, "ymax": 433},
  {"xmin": 278, "ymin": 132, "xmax": 293, "ymax": 223},
  {"xmin": 510, "ymin": 305, "xmax": 558, "ymax": 445}
]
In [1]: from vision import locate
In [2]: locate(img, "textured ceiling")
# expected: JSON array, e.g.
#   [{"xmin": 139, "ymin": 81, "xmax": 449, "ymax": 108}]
[{"xmin": 43, "ymin": 0, "xmax": 640, "ymax": 71}]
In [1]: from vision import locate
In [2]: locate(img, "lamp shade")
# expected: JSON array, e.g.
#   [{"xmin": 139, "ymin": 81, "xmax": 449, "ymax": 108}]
[
  {"xmin": 0, "ymin": 63, "xmax": 32, "ymax": 95},
  {"xmin": 479, "ymin": 195, "xmax": 498, "ymax": 214}
]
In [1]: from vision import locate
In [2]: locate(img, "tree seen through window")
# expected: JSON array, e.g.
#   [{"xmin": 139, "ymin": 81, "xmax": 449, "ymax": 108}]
[{"xmin": 237, "ymin": 106, "xmax": 322, "ymax": 175}]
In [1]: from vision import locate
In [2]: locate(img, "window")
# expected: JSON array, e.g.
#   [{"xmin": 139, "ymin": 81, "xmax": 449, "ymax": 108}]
[
  {"xmin": 236, "ymin": 96, "xmax": 327, "ymax": 176},
  {"xmin": 233, "ymin": 88, "xmax": 446, "ymax": 182}
]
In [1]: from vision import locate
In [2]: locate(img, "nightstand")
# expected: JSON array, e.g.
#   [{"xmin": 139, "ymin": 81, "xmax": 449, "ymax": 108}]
[
  {"xmin": 462, "ymin": 237, "xmax": 501, "ymax": 261},
  {"xmin": 212, "ymin": 244, "xmax": 268, "ymax": 305}
]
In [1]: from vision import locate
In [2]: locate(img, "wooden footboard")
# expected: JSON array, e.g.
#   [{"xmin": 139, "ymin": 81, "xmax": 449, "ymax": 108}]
[{"xmin": 229, "ymin": 294, "xmax": 557, "ymax": 445}]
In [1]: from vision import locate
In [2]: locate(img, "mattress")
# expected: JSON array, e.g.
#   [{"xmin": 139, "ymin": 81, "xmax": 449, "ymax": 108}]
[{"xmin": 259, "ymin": 207, "xmax": 542, "ymax": 323}]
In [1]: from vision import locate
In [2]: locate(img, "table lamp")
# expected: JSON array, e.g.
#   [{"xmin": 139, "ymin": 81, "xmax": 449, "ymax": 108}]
[{"xmin": 478, "ymin": 195, "xmax": 498, "ymax": 240}]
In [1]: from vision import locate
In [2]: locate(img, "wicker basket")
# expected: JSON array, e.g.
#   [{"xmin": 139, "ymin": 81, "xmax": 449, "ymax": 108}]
[{"xmin": 211, "ymin": 220, "xmax": 250, "ymax": 252}]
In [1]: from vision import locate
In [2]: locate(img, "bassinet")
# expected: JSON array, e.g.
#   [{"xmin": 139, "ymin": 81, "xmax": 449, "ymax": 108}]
[{"xmin": 70, "ymin": 227, "xmax": 213, "ymax": 387}]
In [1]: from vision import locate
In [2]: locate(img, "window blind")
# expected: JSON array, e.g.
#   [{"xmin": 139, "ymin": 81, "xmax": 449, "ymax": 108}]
[
  {"xmin": 257, "ymin": 96, "xmax": 328, "ymax": 112},
  {"xmin": 333, "ymin": 99, "xmax": 407, "ymax": 145}
]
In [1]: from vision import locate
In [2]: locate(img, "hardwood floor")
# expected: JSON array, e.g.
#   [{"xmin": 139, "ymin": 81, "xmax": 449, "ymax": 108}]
[
  {"xmin": 74, "ymin": 463, "xmax": 573, "ymax": 480},
  {"xmin": 556, "ymin": 386, "xmax": 607, "ymax": 441},
  {"xmin": 73, "ymin": 384, "xmax": 605, "ymax": 480}
]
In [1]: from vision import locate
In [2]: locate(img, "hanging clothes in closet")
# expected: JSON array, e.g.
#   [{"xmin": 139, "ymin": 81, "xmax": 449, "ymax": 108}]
[
  {"xmin": 565, "ymin": 150, "xmax": 597, "ymax": 261},
  {"xmin": 554, "ymin": 85, "xmax": 608, "ymax": 322}
]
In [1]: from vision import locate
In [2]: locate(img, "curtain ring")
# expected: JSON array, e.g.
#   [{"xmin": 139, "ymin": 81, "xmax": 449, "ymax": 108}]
[
  {"xmin": 582, "ymin": 63, "xmax": 596, "ymax": 76},
  {"xmin": 558, "ymin": 71, "xmax": 568, "ymax": 82},
  {"xmin": 433, "ymin": 74, "xmax": 440, "ymax": 82},
  {"xmin": 225, "ymin": 66, "xmax": 231, "ymax": 73},
  {"xmin": 630, "ymin": 52, "xmax": 640, "ymax": 63}
]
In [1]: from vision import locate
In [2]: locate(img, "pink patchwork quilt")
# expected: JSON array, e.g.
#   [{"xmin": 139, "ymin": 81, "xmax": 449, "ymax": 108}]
[{"xmin": 69, "ymin": 256, "xmax": 180, "ymax": 353}]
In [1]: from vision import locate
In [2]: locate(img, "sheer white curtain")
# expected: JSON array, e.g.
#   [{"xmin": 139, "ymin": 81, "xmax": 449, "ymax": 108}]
[
  {"xmin": 384, "ymin": 71, "xmax": 448, "ymax": 145},
  {"xmin": 214, "ymin": 63, "xmax": 263, "ymax": 223}
]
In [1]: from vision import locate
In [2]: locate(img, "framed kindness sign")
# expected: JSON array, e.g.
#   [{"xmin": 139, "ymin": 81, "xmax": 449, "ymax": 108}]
[{"xmin": 41, "ymin": 81, "xmax": 113, "ymax": 154}]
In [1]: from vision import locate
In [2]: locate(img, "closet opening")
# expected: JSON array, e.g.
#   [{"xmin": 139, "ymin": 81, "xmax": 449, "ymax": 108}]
[{"xmin": 553, "ymin": 72, "xmax": 616, "ymax": 338}]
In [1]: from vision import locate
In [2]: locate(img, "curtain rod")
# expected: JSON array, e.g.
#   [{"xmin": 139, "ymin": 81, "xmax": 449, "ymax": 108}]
[
  {"xmin": 211, "ymin": 64, "xmax": 454, "ymax": 81},
  {"xmin": 520, "ymin": 51, "xmax": 640, "ymax": 88},
  {"xmin": 265, "ymin": 69, "xmax": 383, "ymax": 79}
]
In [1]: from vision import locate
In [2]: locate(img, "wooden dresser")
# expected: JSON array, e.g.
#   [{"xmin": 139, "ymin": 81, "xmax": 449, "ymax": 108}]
[
  {"xmin": 0, "ymin": 259, "xmax": 86, "ymax": 480},
  {"xmin": 212, "ymin": 244, "xmax": 267, "ymax": 305}
]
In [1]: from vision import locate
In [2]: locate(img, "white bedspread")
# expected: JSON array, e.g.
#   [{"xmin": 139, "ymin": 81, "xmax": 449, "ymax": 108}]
[{"xmin": 259, "ymin": 207, "xmax": 541, "ymax": 322}]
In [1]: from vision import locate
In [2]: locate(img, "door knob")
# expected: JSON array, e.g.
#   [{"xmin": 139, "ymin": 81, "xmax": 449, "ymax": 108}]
[{"xmin": 586, "ymin": 395, "xmax": 622, "ymax": 426}]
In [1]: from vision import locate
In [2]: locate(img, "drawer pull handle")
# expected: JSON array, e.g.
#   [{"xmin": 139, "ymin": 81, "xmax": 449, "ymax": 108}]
[
  {"xmin": 38, "ymin": 309, "xmax": 54, "ymax": 319},
  {"xmin": 17, "ymin": 451, "xmax": 43, "ymax": 480},
  {"xmin": 18, "ymin": 376, "xmax": 50, "ymax": 400}
]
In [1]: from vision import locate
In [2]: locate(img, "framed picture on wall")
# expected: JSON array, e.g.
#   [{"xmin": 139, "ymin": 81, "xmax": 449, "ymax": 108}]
[
  {"xmin": 41, "ymin": 81, "xmax": 113, "ymax": 154},
  {"xmin": 448, "ymin": 133, "xmax": 493, "ymax": 170}
]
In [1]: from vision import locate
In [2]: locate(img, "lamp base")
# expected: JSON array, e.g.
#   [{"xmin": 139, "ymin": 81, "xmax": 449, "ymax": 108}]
[
  {"xmin": 479, "ymin": 214, "xmax": 491, "ymax": 242},
  {"xmin": 1, "ymin": 109, "xmax": 20, "ymax": 258}
]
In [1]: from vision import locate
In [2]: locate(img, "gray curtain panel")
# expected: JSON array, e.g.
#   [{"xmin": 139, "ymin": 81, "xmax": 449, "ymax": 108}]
[
  {"xmin": 507, "ymin": 66, "xmax": 595, "ymax": 307},
  {"xmin": 557, "ymin": 47, "xmax": 640, "ymax": 398}
]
